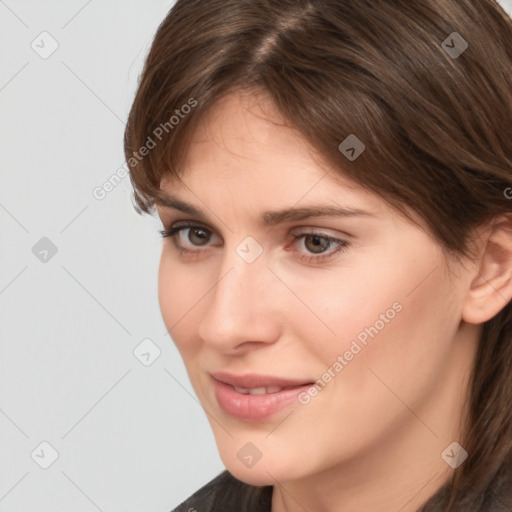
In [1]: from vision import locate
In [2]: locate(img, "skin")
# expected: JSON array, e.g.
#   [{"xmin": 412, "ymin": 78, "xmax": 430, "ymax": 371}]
[{"xmin": 155, "ymin": 90, "xmax": 512, "ymax": 512}]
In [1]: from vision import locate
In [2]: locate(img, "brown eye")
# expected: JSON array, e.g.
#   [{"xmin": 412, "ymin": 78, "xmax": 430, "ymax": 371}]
[
  {"xmin": 159, "ymin": 223, "xmax": 219, "ymax": 251},
  {"xmin": 303, "ymin": 234, "xmax": 332, "ymax": 254},
  {"xmin": 290, "ymin": 231, "xmax": 350, "ymax": 264},
  {"xmin": 188, "ymin": 227, "xmax": 211, "ymax": 246}
]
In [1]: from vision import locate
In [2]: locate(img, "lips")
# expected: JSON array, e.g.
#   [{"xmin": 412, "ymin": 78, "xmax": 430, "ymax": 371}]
[
  {"xmin": 211, "ymin": 371, "xmax": 313, "ymax": 389},
  {"xmin": 210, "ymin": 371, "xmax": 315, "ymax": 421}
]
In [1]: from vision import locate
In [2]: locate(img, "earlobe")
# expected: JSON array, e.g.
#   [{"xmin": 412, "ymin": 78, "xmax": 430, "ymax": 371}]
[{"xmin": 462, "ymin": 215, "xmax": 512, "ymax": 325}]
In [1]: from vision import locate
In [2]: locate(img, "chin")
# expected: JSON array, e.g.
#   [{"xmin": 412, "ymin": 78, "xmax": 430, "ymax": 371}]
[
  {"xmin": 225, "ymin": 462, "xmax": 278, "ymax": 486},
  {"xmin": 220, "ymin": 445, "xmax": 307, "ymax": 487},
  {"xmin": 210, "ymin": 418, "xmax": 316, "ymax": 485}
]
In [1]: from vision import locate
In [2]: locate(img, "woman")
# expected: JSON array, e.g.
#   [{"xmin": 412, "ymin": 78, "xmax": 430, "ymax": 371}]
[{"xmin": 123, "ymin": 0, "xmax": 512, "ymax": 510}]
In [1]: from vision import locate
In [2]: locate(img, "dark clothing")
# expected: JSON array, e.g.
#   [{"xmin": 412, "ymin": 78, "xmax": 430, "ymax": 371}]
[
  {"xmin": 170, "ymin": 470, "xmax": 272, "ymax": 512},
  {"xmin": 170, "ymin": 465, "xmax": 512, "ymax": 512}
]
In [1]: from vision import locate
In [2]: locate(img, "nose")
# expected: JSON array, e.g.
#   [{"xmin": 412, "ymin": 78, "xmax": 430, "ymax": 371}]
[{"xmin": 197, "ymin": 240, "xmax": 282, "ymax": 353}]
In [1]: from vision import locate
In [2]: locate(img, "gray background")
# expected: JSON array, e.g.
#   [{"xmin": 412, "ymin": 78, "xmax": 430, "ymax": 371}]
[
  {"xmin": 0, "ymin": 2, "xmax": 223, "ymax": 511},
  {"xmin": 1, "ymin": 1, "xmax": 511, "ymax": 511}
]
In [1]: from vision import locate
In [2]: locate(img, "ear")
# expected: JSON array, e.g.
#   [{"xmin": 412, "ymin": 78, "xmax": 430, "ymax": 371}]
[{"xmin": 462, "ymin": 214, "xmax": 512, "ymax": 325}]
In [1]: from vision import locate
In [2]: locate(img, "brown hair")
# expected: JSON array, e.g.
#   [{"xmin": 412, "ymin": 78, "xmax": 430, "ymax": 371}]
[{"xmin": 124, "ymin": 0, "xmax": 512, "ymax": 509}]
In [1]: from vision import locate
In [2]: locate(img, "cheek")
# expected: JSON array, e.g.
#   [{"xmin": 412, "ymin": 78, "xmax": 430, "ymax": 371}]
[
  {"xmin": 312, "ymin": 253, "xmax": 462, "ymax": 414},
  {"xmin": 297, "ymin": 241, "xmax": 459, "ymax": 382},
  {"xmin": 157, "ymin": 252, "xmax": 201, "ymax": 352}
]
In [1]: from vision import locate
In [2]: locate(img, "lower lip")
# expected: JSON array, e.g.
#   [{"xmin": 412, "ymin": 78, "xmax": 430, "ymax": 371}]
[{"xmin": 212, "ymin": 378, "xmax": 313, "ymax": 421}]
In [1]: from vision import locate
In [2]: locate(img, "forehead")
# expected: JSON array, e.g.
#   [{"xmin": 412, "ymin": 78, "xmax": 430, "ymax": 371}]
[
  {"xmin": 157, "ymin": 90, "xmax": 431, "ymax": 235},
  {"xmin": 156, "ymin": 92, "xmax": 433, "ymax": 242},
  {"xmin": 163, "ymin": 91, "xmax": 369, "ymax": 199}
]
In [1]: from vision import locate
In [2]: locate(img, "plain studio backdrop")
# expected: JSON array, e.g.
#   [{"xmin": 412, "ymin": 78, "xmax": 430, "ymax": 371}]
[{"xmin": 0, "ymin": 1, "xmax": 511, "ymax": 511}]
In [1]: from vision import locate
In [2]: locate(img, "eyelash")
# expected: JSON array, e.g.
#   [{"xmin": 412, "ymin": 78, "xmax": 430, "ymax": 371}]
[{"xmin": 159, "ymin": 222, "xmax": 350, "ymax": 264}]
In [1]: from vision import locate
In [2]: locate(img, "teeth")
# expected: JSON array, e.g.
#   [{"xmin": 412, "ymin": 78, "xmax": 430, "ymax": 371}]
[
  {"xmin": 248, "ymin": 387, "xmax": 267, "ymax": 395},
  {"xmin": 233, "ymin": 385, "xmax": 284, "ymax": 395},
  {"xmin": 233, "ymin": 386, "xmax": 250, "ymax": 394}
]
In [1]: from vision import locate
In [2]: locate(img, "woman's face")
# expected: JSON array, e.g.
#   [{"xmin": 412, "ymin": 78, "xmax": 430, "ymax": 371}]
[{"xmin": 156, "ymin": 91, "xmax": 475, "ymax": 486}]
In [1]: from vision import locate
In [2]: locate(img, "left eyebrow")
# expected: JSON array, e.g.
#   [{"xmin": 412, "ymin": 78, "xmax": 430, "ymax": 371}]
[
  {"xmin": 260, "ymin": 205, "xmax": 375, "ymax": 226},
  {"xmin": 155, "ymin": 193, "xmax": 375, "ymax": 227}
]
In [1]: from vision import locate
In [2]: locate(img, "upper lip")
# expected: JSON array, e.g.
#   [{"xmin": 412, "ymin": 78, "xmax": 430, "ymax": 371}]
[{"xmin": 211, "ymin": 371, "xmax": 313, "ymax": 389}]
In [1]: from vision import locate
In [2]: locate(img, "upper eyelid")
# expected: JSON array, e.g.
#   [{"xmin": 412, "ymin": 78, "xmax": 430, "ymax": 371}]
[
  {"xmin": 167, "ymin": 222, "xmax": 350, "ymax": 249},
  {"xmin": 165, "ymin": 216, "xmax": 352, "ymax": 233},
  {"xmin": 160, "ymin": 206, "xmax": 352, "ymax": 227},
  {"xmin": 167, "ymin": 221, "xmax": 348, "ymax": 238}
]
